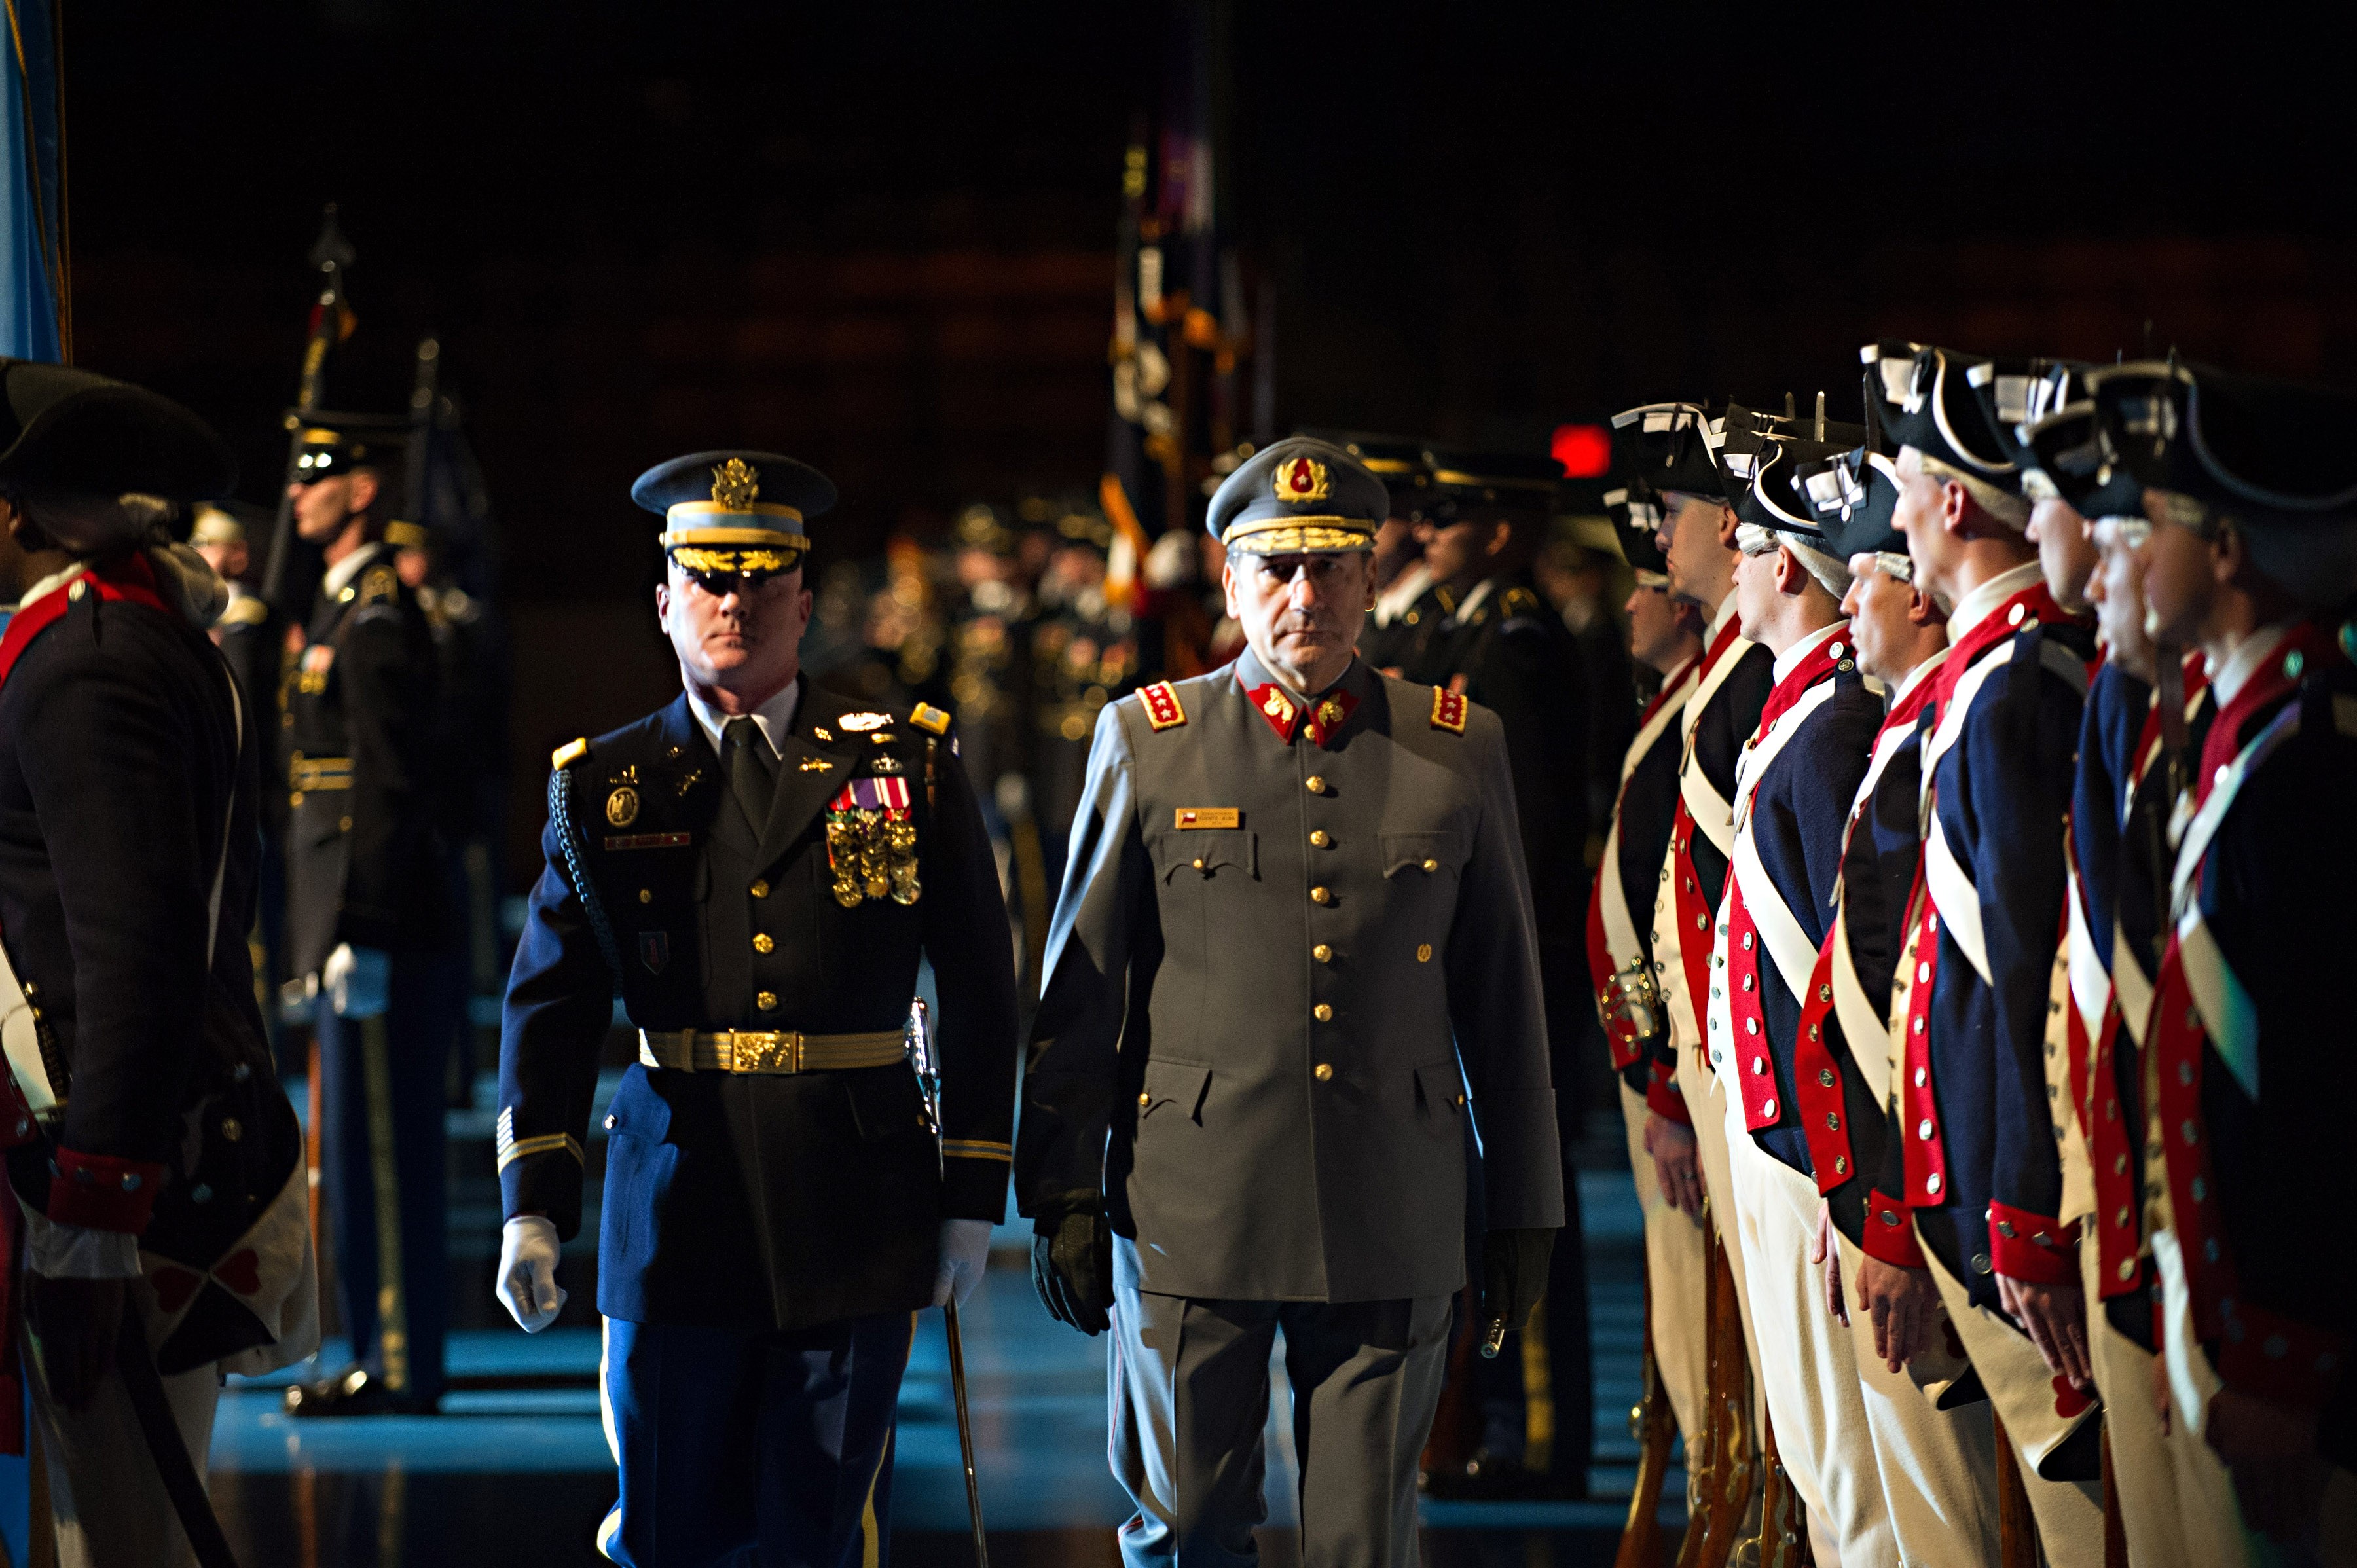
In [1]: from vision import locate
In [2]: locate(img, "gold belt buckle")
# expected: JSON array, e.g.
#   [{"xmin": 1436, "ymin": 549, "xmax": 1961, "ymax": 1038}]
[{"xmin": 730, "ymin": 1031, "xmax": 802, "ymax": 1073}]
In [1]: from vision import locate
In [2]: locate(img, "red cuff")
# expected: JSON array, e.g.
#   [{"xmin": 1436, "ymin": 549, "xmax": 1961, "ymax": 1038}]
[
  {"xmin": 2215, "ymin": 1299, "xmax": 2348, "ymax": 1415},
  {"xmin": 1859, "ymin": 1190, "xmax": 1928, "ymax": 1268},
  {"xmin": 1645, "ymin": 1061, "xmax": 1690, "ymax": 1124},
  {"xmin": 45, "ymin": 1148, "xmax": 165, "ymax": 1233},
  {"xmin": 1986, "ymin": 1200, "xmax": 2080, "ymax": 1285}
]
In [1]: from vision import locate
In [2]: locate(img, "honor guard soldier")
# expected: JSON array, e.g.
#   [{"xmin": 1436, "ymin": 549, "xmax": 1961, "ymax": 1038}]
[
  {"xmin": 495, "ymin": 451, "xmax": 1019, "ymax": 1567},
  {"xmin": 1867, "ymin": 342, "xmax": 2106, "ymax": 1561},
  {"xmin": 2024, "ymin": 367, "xmax": 2223, "ymax": 1568},
  {"xmin": 1703, "ymin": 426, "xmax": 1894, "ymax": 1561},
  {"xmin": 2091, "ymin": 366, "xmax": 2357, "ymax": 1559},
  {"xmin": 0, "ymin": 363, "xmax": 316, "ymax": 1560},
  {"xmin": 1018, "ymin": 435, "xmax": 1564, "ymax": 1566},
  {"xmin": 1589, "ymin": 473, "xmax": 1713, "ymax": 1484},
  {"xmin": 1608, "ymin": 401, "xmax": 1772, "ymax": 1319},
  {"xmin": 1413, "ymin": 448, "xmax": 1592, "ymax": 1498},
  {"xmin": 276, "ymin": 416, "xmax": 455, "ymax": 1417},
  {"xmin": 1795, "ymin": 445, "xmax": 2007, "ymax": 1565}
]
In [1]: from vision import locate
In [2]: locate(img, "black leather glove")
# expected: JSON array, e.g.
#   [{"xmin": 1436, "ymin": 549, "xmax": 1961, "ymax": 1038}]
[
  {"xmin": 1031, "ymin": 1201, "xmax": 1114, "ymax": 1336},
  {"xmin": 1480, "ymin": 1227, "xmax": 1557, "ymax": 1336}
]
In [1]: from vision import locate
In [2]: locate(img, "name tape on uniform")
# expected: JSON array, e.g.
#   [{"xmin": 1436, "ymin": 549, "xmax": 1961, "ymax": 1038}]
[{"xmin": 1175, "ymin": 808, "xmax": 1241, "ymax": 830}]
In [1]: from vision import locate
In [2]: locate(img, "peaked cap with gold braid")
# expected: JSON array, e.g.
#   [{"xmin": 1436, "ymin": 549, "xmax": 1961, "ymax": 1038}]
[{"xmin": 630, "ymin": 448, "xmax": 837, "ymax": 578}]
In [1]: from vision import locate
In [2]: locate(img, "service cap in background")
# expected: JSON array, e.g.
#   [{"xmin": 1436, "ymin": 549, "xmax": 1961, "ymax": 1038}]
[
  {"xmin": 0, "ymin": 359, "xmax": 236, "ymax": 502},
  {"xmin": 1423, "ymin": 447, "xmax": 1565, "ymax": 524},
  {"xmin": 286, "ymin": 409, "xmax": 407, "ymax": 486},
  {"xmin": 632, "ymin": 449, "xmax": 835, "ymax": 579},
  {"xmin": 1205, "ymin": 435, "xmax": 1385, "ymax": 555},
  {"xmin": 1610, "ymin": 401, "xmax": 1725, "ymax": 501},
  {"xmin": 1861, "ymin": 341, "xmax": 2030, "ymax": 526}
]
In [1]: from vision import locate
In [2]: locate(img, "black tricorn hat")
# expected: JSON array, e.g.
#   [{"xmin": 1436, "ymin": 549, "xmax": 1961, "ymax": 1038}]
[
  {"xmin": 2089, "ymin": 361, "xmax": 2357, "ymax": 526},
  {"xmin": 1797, "ymin": 447, "xmax": 1909, "ymax": 565},
  {"xmin": 0, "ymin": 360, "xmax": 236, "ymax": 500},
  {"xmin": 1861, "ymin": 340, "xmax": 2025, "ymax": 497},
  {"xmin": 1611, "ymin": 401, "xmax": 1725, "ymax": 500},
  {"xmin": 1603, "ymin": 471, "xmax": 1670, "ymax": 579},
  {"xmin": 1730, "ymin": 430, "xmax": 1853, "ymax": 543}
]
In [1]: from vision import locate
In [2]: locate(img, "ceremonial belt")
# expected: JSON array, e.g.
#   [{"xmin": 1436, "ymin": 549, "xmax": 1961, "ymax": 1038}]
[
  {"xmin": 638, "ymin": 1028, "xmax": 906, "ymax": 1075},
  {"xmin": 289, "ymin": 754, "xmax": 354, "ymax": 792}
]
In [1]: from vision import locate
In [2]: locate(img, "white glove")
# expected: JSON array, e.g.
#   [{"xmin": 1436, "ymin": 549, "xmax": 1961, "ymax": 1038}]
[
  {"xmin": 932, "ymin": 1218, "xmax": 994, "ymax": 1309},
  {"xmin": 496, "ymin": 1214, "xmax": 566, "ymax": 1332},
  {"xmin": 323, "ymin": 943, "xmax": 392, "ymax": 1020}
]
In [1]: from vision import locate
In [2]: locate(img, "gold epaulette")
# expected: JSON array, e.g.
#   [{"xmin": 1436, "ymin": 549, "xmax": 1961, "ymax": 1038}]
[
  {"xmin": 909, "ymin": 702, "xmax": 952, "ymax": 736},
  {"xmin": 359, "ymin": 564, "xmax": 400, "ymax": 607},
  {"xmin": 1501, "ymin": 586, "xmax": 1545, "ymax": 619},
  {"xmin": 1141, "ymin": 681, "xmax": 1186, "ymax": 731},
  {"xmin": 551, "ymin": 737, "xmax": 590, "ymax": 771},
  {"xmin": 217, "ymin": 595, "xmax": 270, "ymax": 628},
  {"xmin": 1435, "ymin": 583, "xmax": 1460, "ymax": 614}
]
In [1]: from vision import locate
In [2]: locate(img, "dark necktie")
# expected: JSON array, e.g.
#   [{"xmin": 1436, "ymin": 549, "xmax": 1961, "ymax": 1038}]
[{"xmin": 724, "ymin": 716, "xmax": 773, "ymax": 831}]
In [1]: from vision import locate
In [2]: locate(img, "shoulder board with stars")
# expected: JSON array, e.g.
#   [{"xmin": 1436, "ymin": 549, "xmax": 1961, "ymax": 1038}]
[
  {"xmin": 359, "ymin": 564, "xmax": 401, "ymax": 607},
  {"xmin": 909, "ymin": 702, "xmax": 952, "ymax": 736},
  {"xmin": 1430, "ymin": 687, "xmax": 1467, "ymax": 735},
  {"xmin": 551, "ymin": 737, "xmax": 591, "ymax": 771},
  {"xmin": 1141, "ymin": 681, "xmax": 1186, "ymax": 731}
]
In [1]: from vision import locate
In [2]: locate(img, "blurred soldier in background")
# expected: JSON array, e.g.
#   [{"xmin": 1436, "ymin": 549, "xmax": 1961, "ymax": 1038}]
[
  {"xmin": 390, "ymin": 516, "xmax": 500, "ymax": 1106},
  {"xmin": 1416, "ymin": 448, "xmax": 1593, "ymax": 1500},
  {"xmin": 275, "ymin": 419, "xmax": 452, "ymax": 1417}
]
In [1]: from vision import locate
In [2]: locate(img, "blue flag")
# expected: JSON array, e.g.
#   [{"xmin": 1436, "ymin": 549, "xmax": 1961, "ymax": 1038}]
[{"xmin": 0, "ymin": 0, "xmax": 65, "ymax": 361}]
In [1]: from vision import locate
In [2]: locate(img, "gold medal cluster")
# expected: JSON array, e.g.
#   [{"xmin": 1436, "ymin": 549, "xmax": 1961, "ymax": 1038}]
[{"xmin": 826, "ymin": 807, "xmax": 920, "ymax": 908}]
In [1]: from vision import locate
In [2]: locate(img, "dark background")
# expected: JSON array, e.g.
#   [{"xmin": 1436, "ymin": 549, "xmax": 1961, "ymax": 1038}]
[{"xmin": 59, "ymin": 0, "xmax": 2357, "ymax": 831}]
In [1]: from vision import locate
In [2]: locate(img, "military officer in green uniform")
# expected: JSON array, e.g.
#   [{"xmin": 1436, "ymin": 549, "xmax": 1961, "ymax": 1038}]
[
  {"xmin": 495, "ymin": 450, "xmax": 1020, "ymax": 1566},
  {"xmin": 1019, "ymin": 435, "xmax": 1565, "ymax": 1568}
]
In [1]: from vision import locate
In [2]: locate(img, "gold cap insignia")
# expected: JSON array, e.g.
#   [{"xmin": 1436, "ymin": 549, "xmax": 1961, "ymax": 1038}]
[
  {"xmin": 1272, "ymin": 455, "xmax": 1330, "ymax": 504},
  {"xmin": 710, "ymin": 458, "xmax": 761, "ymax": 510}
]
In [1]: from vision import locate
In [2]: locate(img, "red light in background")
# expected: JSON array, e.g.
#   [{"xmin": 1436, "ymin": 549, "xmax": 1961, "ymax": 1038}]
[{"xmin": 1551, "ymin": 423, "xmax": 1612, "ymax": 479}]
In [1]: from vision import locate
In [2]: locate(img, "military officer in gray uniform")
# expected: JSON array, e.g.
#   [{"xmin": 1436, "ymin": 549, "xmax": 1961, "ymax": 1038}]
[{"xmin": 1018, "ymin": 435, "xmax": 1565, "ymax": 1568}]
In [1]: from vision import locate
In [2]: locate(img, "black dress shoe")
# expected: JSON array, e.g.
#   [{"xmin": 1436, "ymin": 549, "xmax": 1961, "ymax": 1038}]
[{"xmin": 282, "ymin": 1366, "xmax": 438, "ymax": 1417}]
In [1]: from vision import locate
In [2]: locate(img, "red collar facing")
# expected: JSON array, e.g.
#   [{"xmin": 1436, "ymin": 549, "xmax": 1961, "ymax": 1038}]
[{"xmin": 1245, "ymin": 680, "xmax": 1359, "ymax": 748}]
